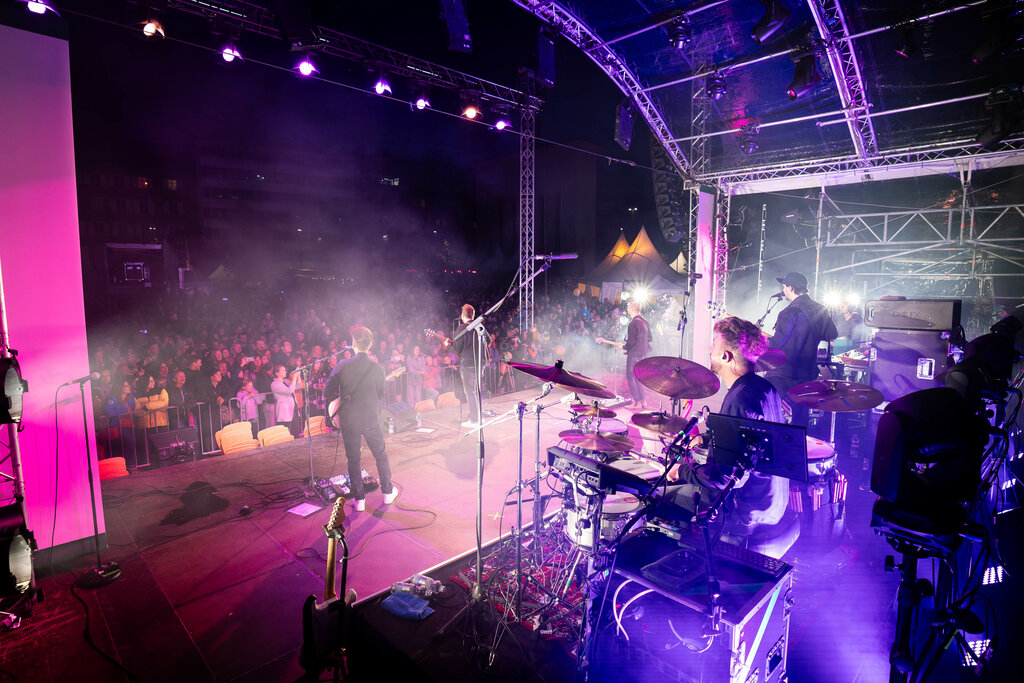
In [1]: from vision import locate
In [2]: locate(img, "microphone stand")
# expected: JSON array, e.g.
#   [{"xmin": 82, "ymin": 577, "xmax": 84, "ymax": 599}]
[
  {"xmin": 756, "ymin": 296, "xmax": 785, "ymax": 329},
  {"xmin": 296, "ymin": 347, "xmax": 350, "ymax": 504},
  {"xmin": 73, "ymin": 378, "xmax": 122, "ymax": 588},
  {"xmin": 439, "ymin": 257, "xmax": 552, "ymax": 639}
]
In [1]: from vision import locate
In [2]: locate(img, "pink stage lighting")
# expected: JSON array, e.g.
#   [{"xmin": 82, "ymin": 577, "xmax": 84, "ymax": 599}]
[
  {"xmin": 296, "ymin": 57, "xmax": 317, "ymax": 77},
  {"xmin": 25, "ymin": 1, "xmax": 57, "ymax": 15},
  {"xmin": 374, "ymin": 75, "xmax": 392, "ymax": 96},
  {"xmin": 220, "ymin": 45, "xmax": 242, "ymax": 63}
]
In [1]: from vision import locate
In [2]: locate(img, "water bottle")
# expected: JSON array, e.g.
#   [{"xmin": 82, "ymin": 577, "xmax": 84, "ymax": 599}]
[
  {"xmin": 387, "ymin": 416, "xmax": 394, "ymax": 434},
  {"xmin": 416, "ymin": 412, "xmax": 422, "ymax": 428}
]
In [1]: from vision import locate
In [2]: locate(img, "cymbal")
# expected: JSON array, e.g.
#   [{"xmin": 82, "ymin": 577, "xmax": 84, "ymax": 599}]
[
  {"xmin": 633, "ymin": 356, "xmax": 720, "ymax": 399},
  {"xmin": 570, "ymin": 404, "xmax": 617, "ymax": 418},
  {"xmin": 630, "ymin": 411, "xmax": 691, "ymax": 436},
  {"xmin": 787, "ymin": 379, "xmax": 884, "ymax": 412},
  {"xmin": 754, "ymin": 349, "xmax": 786, "ymax": 373},
  {"xmin": 558, "ymin": 430, "xmax": 635, "ymax": 453},
  {"xmin": 509, "ymin": 360, "xmax": 611, "ymax": 397}
]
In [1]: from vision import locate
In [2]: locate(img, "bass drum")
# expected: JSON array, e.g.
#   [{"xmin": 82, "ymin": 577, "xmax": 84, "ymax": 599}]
[{"xmin": 564, "ymin": 492, "xmax": 640, "ymax": 551}]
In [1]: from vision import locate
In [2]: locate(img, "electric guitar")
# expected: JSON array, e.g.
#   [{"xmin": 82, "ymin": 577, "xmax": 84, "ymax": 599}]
[
  {"xmin": 595, "ymin": 337, "xmax": 627, "ymax": 355},
  {"xmin": 424, "ymin": 328, "xmax": 452, "ymax": 347},
  {"xmin": 326, "ymin": 367, "xmax": 405, "ymax": 430},
  {"xmin": 299, "ymin": 497, "xmax": 352, "ymax": 680}
]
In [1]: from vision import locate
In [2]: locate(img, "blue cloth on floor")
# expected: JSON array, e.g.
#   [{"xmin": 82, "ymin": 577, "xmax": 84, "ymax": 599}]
[{"xmin": 381, "ymin": 592, "xmax": 434, "ymax": 620}]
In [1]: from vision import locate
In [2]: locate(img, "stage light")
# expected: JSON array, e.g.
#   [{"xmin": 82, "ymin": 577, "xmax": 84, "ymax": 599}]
[
  {"xmin": 412, "ymin": 84, "xmax": 431, "ymax": 110},
  {"xmin": 739, "ymin": 124, "xmax": 759, "ymax": 154},
  {"xmin": 976, "ymin": 85, "xmax": 1023, "ymax": 149},
  {"xmin": 846, "ymin": 292, "xmax": 861, "ymax": 306},
  {"xmin": 632, "ymin": 287, "xmax": 651, "ymax": 304},
  {"xmin": 142, "ymin": 19, "xmax": 165, "ymax": 39},
  {"xmin": 492, "ymin": 103, "xmax": 512, "ymax": 131},
  {"xmin": 24, "ymin": 1, "xmax": 58, "ymax": 15},
  {"xmin": 894, "ymin": 23, "xmax": 916, "ymax": 58},
  {"xmin": 460, "ymin": 91, "xmax": 481, "ymax": 119},
  {"xmin": 705, "ymin": 73, "xmax": 727, "ymax": 101},
  {"xmin": 786, "ymin": 53, "xmax": 822, "ymax": 100},
  {"xmin": 220, "ymin": 44, "xmax": 243, "ymax": 64},
  {"xmin": 823, "ymin": 291, "xmax": 842, "ymax": 307},
  {"xmin": 296, "ymin": 56, "xmax": 318, "ymax": 77},
  {"xmin": 373, "ymin": 70, "xmax": 392, "ymax": 96},
  {"xmin": 751, "ymin": 0, "xmax": 791, "ymax": 44},
  {"xmin": 983, "ymin": 565, "xmax": 1005, "ymax": 585},
  {"xmin": 667, "ymin": 15, "xmax": 692, "ymax": 49},
  {"xmin": 0, "ymin": 357, "xmax": 26, "ymax": 424},
  {"xmin": 620, "ymin": 291, "xmax": 632, "ymax": 301}
]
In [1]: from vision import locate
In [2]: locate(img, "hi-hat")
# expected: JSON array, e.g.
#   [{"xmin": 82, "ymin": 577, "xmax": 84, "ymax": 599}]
[
  {"xmin": 787, "ymin": 379, "xmax": 884, "ymax": 412},
  {"xmin": 633, "ymin": 356, "xmax": 720, "ymax": 399},
  {"xmin": 570, "ymin": 404, "xmax": 617, "ymax": 418},
  {"xmin": 508, "ymin": 360, "xmax": 611, "ymax": 399},
  {"xmin": 558, "ymin": 430, "xmax": 635, "ymax": 452},
  {"xmin": 630, "ymin": 411, "xmax": 691, "ymax": 436},
  {"xmin": 754, "ymin": 349, "xmax": 786, "ymax": 372}
]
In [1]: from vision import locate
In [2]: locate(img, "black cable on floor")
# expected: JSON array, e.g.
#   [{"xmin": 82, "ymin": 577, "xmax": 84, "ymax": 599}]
[{"xmin": 69, "ymin": 582, "xmax": 143, "ymax": 683}]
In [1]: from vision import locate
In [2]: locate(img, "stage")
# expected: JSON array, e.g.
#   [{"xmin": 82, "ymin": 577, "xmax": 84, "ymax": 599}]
[{"xmin": 3, "ymin": 386, "xmax": 1019, "ymax": 682}]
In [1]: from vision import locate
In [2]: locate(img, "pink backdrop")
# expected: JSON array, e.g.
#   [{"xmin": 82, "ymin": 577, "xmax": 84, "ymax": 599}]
[
  {"xmin": 0, "ymin": 24, "xmax": 103, "ymax": 551},
  {"xmin": 692, "ymin": 188, "xmax": 716, "ymax": 365}
]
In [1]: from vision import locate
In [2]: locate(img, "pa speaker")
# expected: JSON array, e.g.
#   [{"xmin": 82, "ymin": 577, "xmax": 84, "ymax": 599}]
[
  {"xmin": 869, "ymin": 330, "xmax": 950, "ymax": 402},
  {"xmin": 149, "ymin": 427, "xmax": 199, "ymax": 461},
  {"xmin": 381, "ymin": 401, "xmax": 417, "ymax": 434},
  {"xmin": 864, "ymin": 298, "xmax": 961, "ymax": 331}
]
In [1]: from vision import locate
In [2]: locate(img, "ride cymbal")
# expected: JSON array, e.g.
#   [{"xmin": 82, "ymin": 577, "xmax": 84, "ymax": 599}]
[
  {"xmin": 630, "ymin": 411, "xmax": 691, "ymax": 435},
  {"xmin": 557, "ymin": 430, "xmax": 635, "ymax": 452},
  {"xmin": 633, "ymin": 356, "xmax": 720, "ymax": 399},
  {"xmin": 787, "ymin": 379, "xmax": 884, "ymax": 412}
]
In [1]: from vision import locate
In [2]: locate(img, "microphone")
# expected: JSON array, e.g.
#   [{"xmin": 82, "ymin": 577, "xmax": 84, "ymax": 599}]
[
  {"xmin": 533, "ymin": 252, "xmax": 578, "ymax": 261},
  {"xmin": 770, "ymin": 292, "xmax": 786, "ymax": 300},
  {"xmin": 62, "ymin": 372, "xmax": 100, "ymax": 386},
  {"xmin": 689, "ymin": 272, "xmax": 703, "ymax": 280}
]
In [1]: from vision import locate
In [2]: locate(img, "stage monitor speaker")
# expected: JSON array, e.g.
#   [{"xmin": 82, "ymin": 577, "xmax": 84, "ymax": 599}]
[
  {"xmin": 381, "ymin": 401, "xmax": 417, "ymax": 434},
  {"xmin": 440, "ymin": 0, "xmax": 472, "ymax": 53},
  {"xmin": 864, "ymin": 298, "xmax": 961, "ymax": 331},
  {"xmin": 149, "ymin": 427, "xmax": 199, "ymax": 461},
  {"xmin": 869, "ymin": 330, "xmax": 950, "ymax": 402}
]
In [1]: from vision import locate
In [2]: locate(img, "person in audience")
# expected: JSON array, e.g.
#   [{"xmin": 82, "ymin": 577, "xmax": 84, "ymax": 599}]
[
  {"xmin": 105, "ymin": 379, "xmax": 137, "ymax": 468},
  {"xmin": 406, "ymin": 345, "xmax": 426, "ymax": 405},
  {"xmin": 236, "ymin": 379, "xmax": 262, "ymax": 432},
  {"xmin": 271, "ymin": 364, "xmax": 301, "ymax": 436}
]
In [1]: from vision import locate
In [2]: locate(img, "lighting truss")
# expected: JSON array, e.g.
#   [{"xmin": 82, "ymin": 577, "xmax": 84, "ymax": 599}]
[
  {"xmin": 807, "ymin": 0, "xmax": 878, "ymax": 162},
  {"xmin": 519, "ymin": 73, "xmax": 537, "ymax": 332}
]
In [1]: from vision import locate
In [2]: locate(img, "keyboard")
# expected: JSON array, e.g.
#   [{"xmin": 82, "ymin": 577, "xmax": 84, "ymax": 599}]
[{"xmin": 707, "ymin": 541, "xmax": 789, "ymax": 580}]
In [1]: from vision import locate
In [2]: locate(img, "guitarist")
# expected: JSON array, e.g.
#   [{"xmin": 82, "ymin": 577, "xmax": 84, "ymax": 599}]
[
  {"xmin": 446, "ymin": 304, "xmax": 483, "ymax": 428},
  {"xmin": 598, "ymin": 301, "xmax": 652, "ymax": 409},
  {"xmin": 323, "ymin": 326, "xmax": 396, "ymax": 512}
]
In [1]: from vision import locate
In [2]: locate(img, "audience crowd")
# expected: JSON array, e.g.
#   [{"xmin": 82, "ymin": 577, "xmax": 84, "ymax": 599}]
[{"xmin": 87, "ymin": 277, "xmax": 658, "ymax": 466}]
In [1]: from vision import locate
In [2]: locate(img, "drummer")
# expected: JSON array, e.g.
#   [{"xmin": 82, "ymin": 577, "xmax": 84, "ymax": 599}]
[{"xmin": 662, "ymin": 316, "xmax": 788, "ymax": 533}]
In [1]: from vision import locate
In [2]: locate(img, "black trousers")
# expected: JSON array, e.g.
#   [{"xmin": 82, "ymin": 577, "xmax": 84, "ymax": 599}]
[
  {"xmin": 459, "ymin": 364, "xmax": 480, "ymax": 422},
  {"xmin": 766, "ymin": 374, "xmax": 809, "ymax": 428},
  {"xmin": 340, "ymin": 413, "xmax": 393, "ymax": 500},
  {"xmin": 625, "ymin": 352, "xmax": 647, "ymax": 404}
]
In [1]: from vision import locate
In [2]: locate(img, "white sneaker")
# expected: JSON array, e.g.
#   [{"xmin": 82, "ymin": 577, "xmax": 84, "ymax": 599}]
[
  {"xmin": 383, "ymin": 488, "xmax": 398, "ymax": 505},
  {"xmin": 461, "ymin": 420, "xmax": 479, "ymax": 428},
  {"xmin": 354, "ymin": 498, "xmax": 365, "ymax": 512}
]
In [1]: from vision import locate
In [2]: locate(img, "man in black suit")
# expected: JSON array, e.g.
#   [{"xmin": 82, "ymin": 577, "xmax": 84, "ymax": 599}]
[
  {"xmin": 448, "ymin": 303, "xmax": 483, "ymax": 428},
  {"xmin": 324, "ymin": 326, "xmax": 396, "ymax": 512},
  {"xmin": 766, "ymin": 272, "xmax": 838, "ymax": 427}
]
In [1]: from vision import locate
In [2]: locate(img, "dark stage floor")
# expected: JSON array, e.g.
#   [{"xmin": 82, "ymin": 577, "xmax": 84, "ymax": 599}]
[{"xmin": 3, "ymin": 387, "xmax": 1020, "ymax": 682}]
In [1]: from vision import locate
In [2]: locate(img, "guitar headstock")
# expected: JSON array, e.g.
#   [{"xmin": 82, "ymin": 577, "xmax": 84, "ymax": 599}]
[{"xmin": 324, "ymin": 496, "xmax": 346, "ymax": 538}]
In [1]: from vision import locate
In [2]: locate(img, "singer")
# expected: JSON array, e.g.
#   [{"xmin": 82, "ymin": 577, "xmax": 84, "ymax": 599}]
[
  {"xmin": 661, "ymin": 316, "xmax": 787, "ymax": 534},
  {"xmin": 764, "ymin": 272, "xmax": 838, "ymax": 428}
]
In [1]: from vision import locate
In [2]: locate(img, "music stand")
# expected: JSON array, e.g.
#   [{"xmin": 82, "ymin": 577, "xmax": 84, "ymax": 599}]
[{"xmin": 705, "ymin": 413, "xmax": 809, "ymax": 483}]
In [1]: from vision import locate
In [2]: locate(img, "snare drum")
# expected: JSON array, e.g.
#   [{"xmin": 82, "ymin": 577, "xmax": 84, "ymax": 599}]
[
  {"xmin": 592, "ymin": 418, "xmax": 629, "ymax": 435},
  {"xmin": 805, "ymin": 437, "xmax": 838, "ymax": 482},
  {"xmin": 565, "ymin": 492, "xmax": 640, "ymax": 550}
]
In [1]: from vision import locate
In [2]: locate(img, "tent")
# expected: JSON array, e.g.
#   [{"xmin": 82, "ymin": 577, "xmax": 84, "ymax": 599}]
[
  {"xmin": 581, "ymin": 226, "xmax": 685, "ymax": 301},
  {"xmin": 669, "ymin": 251, "xmax": 687, "ymax": 275},
  {"xmin": 577, "ymin": 230, "xmax": 630, "ymax": 298}
]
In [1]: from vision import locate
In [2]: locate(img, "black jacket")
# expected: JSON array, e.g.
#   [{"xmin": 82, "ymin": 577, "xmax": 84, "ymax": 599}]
[
  {"xmin": 768, "ymin": 294, "xmax": 838, "ymax": 382},
  {"xmin": 324, "ymin": 353, "xmax": 385, "ymax": 421}
]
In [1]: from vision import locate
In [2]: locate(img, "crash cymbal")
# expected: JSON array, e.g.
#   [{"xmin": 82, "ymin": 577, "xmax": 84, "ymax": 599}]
[
  {"xmin": 787, "ymin": 379, "xmax": 884, "ymax": 412},
  {"xmin": 754, "ymin": 349, "xmax": 786, "ymax": 373},
  {"xmin": 509, "ymin": 360, "xmax": 611, "ymax": 396},
  {"xmin": 630, "ymin": 411, "xmax": 691, "ymax": 436},
  {"xmin": 558, "ymin": 430, "xmax": 635, "ymax": 453},
  {"xmin": 633, "ymin": 356, "xmax": 720, "ymax": 399},
  {"xmin": 569, "ymin": 404, "xmax": 617, "ymax": 418}
]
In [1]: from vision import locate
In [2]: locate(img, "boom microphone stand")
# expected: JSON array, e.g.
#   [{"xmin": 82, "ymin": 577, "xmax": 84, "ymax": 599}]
[{"xmin": 296, "ymin": 347, "xmax": 350, "ymax": 504}]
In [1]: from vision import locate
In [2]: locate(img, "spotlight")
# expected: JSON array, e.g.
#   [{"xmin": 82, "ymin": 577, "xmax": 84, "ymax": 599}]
[
  {"xmin": 295, "ymin": 56, "xmax": 318, "ymax": 77},
  {"xmin": 705, "ymin": 73, "xmax": 727, "ymax": 101},
  {"xmin": 786, "ymin": 53, "xmax": 822, "ymax": 100},
  {"xmin": 23, "ymin": 1, "xmax": 58, "ymax": 15},
  {"xmin": 220, "ymin": 44, "xmax": 243, "ymax": 64},
  {"xmin": 894, "ymin": 23, "xmax": 916, "ymax": 58},
  {"xmin": 976, "ymin": 85, "xmax": 1023, "ymax": 149},
  {"xmin": 739, "ymin": 124, "xmax": 759, "ymax": 154},
  {"xmin": 460, "ymin": 91, "xmax": 481, "ymax": 119},
  {"xmin": 846, "ymin": 292, "xmax": 861, "ymax": 306},
  {"xmin": 620, "ymin": 291, "xmax": 632, "ymax": 301},
  {"xmin": 823, "ymin": 291, "xmax": 842, "ymax": 307},
  {"xmin": 751, "ymin": 0, "xmax": 791, "ymax": 44},
  {"xmin": 492, "ymin": 103, "xmax": 512, "ymax": 131},
  {"xmin": 373, "ymin": 70, "xmax": 392, "ymax": 96},
  {"xmin": 667, "ymin": 15, "xmax": 692, "ymax": 49},
  {"xmin": 142, "ymin": 19, "xmax": 165, "ymax": 39},
  {"xmin": 412, "ymin": 84, "xmax": 431, "ymax": 110},
  {"xmin": 632, "ymin": 287, "xmax": 651, "ymax": 304}
]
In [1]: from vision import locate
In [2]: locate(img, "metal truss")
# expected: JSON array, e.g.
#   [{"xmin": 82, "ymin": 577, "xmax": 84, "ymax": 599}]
[
  {"xmin": 709, "ymin": 136, "xmax": 1024, "ymax": 194},
  {"xmin": 508, "ymin": 0, "xmax": 696, "ymax": 181},
  {"xmin": 169, "ymin": 1, "xmax": 540, "ymax": 111},
  {"xmin": 519, "ymin": 75, "xmax": 537, "ymax": 333},
  {"xmin": 686, "ymin": 70, "xmax": 712, "ymax": 279},
  {"xmin": 712, "ymin": 192, "xmax": 730, "ymax": 312},
  {"xmin": 807, "ymin": 0, "xmax": 878, "ymax": 163}
]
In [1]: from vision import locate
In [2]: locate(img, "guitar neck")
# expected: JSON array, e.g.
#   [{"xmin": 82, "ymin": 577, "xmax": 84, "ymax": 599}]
[{"xmin": 323, "ymin": 538, "xmax": 338, "ymax": 602}]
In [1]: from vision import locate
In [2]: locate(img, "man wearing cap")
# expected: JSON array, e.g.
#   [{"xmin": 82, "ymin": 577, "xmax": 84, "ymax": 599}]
[{"xmin": 766, "ymin": 272, "xmax": 838, "ymax": 427}]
